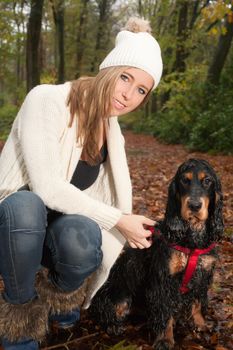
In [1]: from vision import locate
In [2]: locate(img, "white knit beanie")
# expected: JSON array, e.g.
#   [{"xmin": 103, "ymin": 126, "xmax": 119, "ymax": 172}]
[{"xmin": 99, "ymin": 18, "xmax": 163, "ymax": 90}]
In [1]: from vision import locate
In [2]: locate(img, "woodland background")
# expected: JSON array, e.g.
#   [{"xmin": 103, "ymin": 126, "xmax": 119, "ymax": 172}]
[
  {"xmin": 0, "ymin": 0, "xmax": 233, "ymax": 154},
  {"xmin": 0, "ymin": 1, "xmax": 233, "ymax": 349}
]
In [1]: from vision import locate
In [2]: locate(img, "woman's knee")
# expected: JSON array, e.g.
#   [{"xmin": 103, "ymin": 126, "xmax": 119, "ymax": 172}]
[
  {"xmin": 0, "ymin": 192, "xmax": 47, "ymax": 303},
  {"xmin": 0, "ymin": 191, "xmax": 47, "ymax": 231},
  {"xmin": 47, "ymin": 214, "xmax": 103, "ymax": 270}
]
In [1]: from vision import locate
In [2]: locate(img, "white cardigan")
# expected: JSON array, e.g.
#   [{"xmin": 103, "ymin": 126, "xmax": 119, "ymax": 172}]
[{"xmin": 0, "ymin": 82, "xmax": 132, "ymax": 304}]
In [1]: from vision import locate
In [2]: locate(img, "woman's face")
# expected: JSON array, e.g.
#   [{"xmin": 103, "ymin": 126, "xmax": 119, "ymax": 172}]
[{"xmin": 111, "ymin": 67, "xmax": 154, "ymax": 116}]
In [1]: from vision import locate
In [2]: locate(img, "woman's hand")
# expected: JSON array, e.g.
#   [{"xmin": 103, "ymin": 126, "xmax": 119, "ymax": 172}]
[{"xmin": 115, "ymin": 214, "xmax": 155, "ymax": 249}]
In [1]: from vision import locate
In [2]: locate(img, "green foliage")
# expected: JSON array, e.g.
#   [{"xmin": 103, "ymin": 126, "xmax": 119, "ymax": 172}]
[
  {"xmin": 41, "ymin": 72, "xmax": 57, "ymax": 85},
  {"xmin": 150, "ymin": 109, "xmax": 192, "ymax": 144},
  {"xmin": 135, "ymin": 68, "xmax": 206, "ymax": 141},
  {"xmin": 0, "ymin": 104, "xmax": 18, "ymax": 140},
  {"xmin": 189, "ymin": 91, "xmax": 233, "ymax": 154},
  {"xmin": 0, "ymin": 0, "xmax": 232, "ymax": 155},
  {"xmin": 134, "ymin": 64, "xmax": 233, "ymax": 155}
]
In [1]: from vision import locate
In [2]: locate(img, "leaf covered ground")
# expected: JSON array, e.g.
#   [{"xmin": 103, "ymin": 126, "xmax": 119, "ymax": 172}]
[{"xmin": 0, "ymin": 132, "xmax": 232, "ymax": 350}]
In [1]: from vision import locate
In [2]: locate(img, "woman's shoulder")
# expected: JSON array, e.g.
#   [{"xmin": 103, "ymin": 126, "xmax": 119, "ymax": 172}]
[{"xmin": 26, "ymin": 81, "xmax": 71, "ymax": 102}]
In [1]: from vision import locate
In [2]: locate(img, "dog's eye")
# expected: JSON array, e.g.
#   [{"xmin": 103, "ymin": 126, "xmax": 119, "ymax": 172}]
[
  {"xmin": 181, "ymin": 176, "xmax": 190, "ymax": 185},
  {"xmin": 202, "ymin": 177, "xmax": 212, "ymax": 186}
]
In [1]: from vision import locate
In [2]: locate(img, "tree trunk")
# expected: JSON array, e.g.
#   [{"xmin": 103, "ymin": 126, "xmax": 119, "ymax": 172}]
[
  {"xmin": 138, "ymin": 0, "xmax": 143, "ymax": 16},
  {"xmin": 26, "ymin": 0, "xmax": 44, "ymax": 92},
  {"xmin": 206, "ymin": 7, "xmax": 233, "ymax": 86},
  {"xmin": 172, "ymin": 0, "xmax": 189, "ymax": 73},
  {"xmin": 13, "ymin": 0, "xmax": 26, "ymax": 95},
  {"xmin": 76, "ymin": 0, "xmax": 89, "ymax": 78},
  {"xmin": 50, "ymin": 0, "xmax": 65, "ymax": 83},
  {"xmin": 159, "ymin": 0, "xmax": 189, "ymax": 109},
  {"xmin": 90, "ymin": 0, "xmax": 113, "ymax": 73},
  {"xmin": 57, "ymin": 2, "xmax": 65, "ymax": 83},
  {"xmin": 189, "ymin": 0, "xmax": 200, "ymax": 30}
]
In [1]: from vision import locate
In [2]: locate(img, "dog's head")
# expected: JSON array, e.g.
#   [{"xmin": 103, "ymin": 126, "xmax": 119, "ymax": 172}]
[{"xmin": 164, "ymin": 158, "xmax": 224, "ymax": 246}]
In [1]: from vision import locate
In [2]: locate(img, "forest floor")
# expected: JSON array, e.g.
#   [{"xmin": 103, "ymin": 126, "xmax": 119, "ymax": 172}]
[{"xmin": 0, "ymin": 131, "xmax": 233, "ymax": 350}]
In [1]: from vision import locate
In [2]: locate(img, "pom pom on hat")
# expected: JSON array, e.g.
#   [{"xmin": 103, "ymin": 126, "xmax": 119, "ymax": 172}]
[
  {"xmin": 99, "ymin": 17, "xmax": 163, "ymax": 89},
  {"xmin": 122, "ymin": 17, "xmax": 152, "ymax": 33}
]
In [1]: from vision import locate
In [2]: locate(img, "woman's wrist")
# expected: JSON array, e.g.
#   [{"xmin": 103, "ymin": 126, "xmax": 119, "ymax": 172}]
[{"xmin": 115, "ymin": 214, "xmax": 127, "ymax": 230}]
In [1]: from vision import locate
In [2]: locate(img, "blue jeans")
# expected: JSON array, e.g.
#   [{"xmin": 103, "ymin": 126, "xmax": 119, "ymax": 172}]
[{"xmin": 0, "ymin": 190, "xmax": 103, "ymax": 305}]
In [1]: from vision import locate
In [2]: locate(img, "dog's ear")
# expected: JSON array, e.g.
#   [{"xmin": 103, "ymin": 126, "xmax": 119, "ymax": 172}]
[
  {"xmin": 164, "ymin": 177, "xmax": 185, "ymax": 236},
  {"xmin": 209, "ymin": 174, "xmax": 224, "ymax": 241}
]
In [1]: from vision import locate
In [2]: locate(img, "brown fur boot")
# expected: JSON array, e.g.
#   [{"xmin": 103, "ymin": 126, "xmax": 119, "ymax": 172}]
[
  {"xmin": 0, "ymin": 293, "xmax": 48, "ymax": 342},
  {"xmin": 35, "ymin": 269, "xmax": 90, "ymax": 315}
]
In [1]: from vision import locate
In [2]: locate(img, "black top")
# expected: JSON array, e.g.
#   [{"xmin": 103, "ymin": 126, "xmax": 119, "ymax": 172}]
[{"xmin": 70, "ymin": 142, "xmax": 108, "ymax": 190}]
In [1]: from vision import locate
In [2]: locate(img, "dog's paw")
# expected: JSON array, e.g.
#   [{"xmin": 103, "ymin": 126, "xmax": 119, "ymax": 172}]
[{"xmin": 106, "ymin": 324, "xmax": 125, "ymax": 336}]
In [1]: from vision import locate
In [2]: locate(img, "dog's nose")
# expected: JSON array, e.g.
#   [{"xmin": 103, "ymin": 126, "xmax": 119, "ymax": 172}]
[{"xmin": 188, "ymin": 200, "xmax": 202, "ymax": 212}]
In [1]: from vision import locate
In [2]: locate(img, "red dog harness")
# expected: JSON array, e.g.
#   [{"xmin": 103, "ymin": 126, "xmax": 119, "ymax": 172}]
[
  {"xmin": 169, "ymin": 242, "xmax": 216, "ymax": 293},
  {"xmin": 147, "ymin": 226, "xmax": 216, "ymax": 294}
]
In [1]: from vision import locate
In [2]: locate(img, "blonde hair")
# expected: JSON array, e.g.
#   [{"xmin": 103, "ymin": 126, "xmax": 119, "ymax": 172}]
[{"xmin": 67, "ymin": 66, "xmax": 151, "ymax": 164}]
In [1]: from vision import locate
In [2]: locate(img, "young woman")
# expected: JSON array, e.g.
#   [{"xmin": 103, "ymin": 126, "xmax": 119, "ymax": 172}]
[{"xmin": 0, "ymin": 18, "xmax": 163, "ymax": 350}]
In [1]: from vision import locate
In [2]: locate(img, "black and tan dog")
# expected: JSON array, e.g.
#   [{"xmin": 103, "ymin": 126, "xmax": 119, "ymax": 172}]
[{"xmin": 89, "ymin": 158, "xmax": 224, "ymax": 349}]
